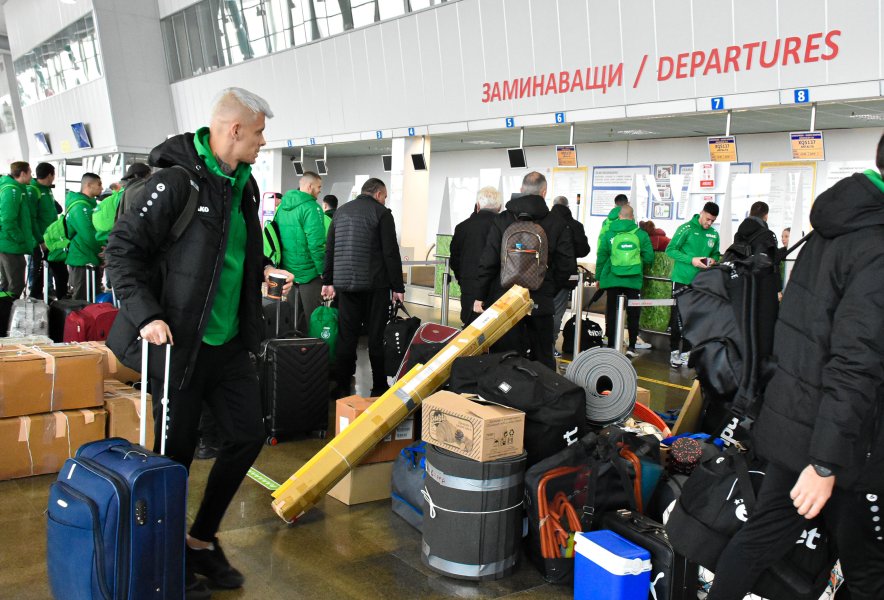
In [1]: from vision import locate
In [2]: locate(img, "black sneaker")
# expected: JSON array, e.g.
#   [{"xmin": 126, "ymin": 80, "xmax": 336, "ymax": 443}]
[
  {"xmin": 186, "ymin": 539, "xmax": 244, "ymax": 589},
  {"xmin": 194, "ymin": 439, "xmax": 218, "ymax": 460},
  {"xmin": 185, "ymin": 569, "xmax": 211, "ymax": 600}
]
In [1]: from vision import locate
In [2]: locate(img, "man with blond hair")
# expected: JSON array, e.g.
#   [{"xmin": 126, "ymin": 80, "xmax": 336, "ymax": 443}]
[
  {"xmin": 450, "ymin": 186, "xmax": 501, "ymax": 326},
  {"xmin": 106, "ymin": 87, "xmax": 293, "ymax": 599}
]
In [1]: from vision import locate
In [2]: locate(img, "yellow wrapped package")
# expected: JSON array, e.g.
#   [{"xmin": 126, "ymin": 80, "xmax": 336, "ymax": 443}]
[{"xmin": 271, "ymin": 285, "xmax": 533, "ymax": 522}]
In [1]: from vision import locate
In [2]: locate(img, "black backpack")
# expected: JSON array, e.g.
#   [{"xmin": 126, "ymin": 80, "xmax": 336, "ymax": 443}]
[
  {"xmin": 561, "ymin": 313, "xmax": 604, "ymax": 354},
  {"xmin": 382, "ymin": 302, "xmax": 420, "ymax": 377}
]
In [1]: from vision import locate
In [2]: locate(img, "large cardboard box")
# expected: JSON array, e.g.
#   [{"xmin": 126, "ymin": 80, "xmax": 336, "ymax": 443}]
[
  {"xmin": 83, "ymin": 341, "xmax": 141, "ymax": 384},
  {"xmin": 636, "ymin": 386, "xmax": 651, "ymax": 408},
  {"xmin": 32, "ymin": 344, "xmax": 105, "ymax": 411},
  {"xmin": 271, "ymin": 286, "xmax": 533, "ymax": 522},
  {"xmin": 0, "ymin": 347, "xmax": 52, "ymax": 418},
  {"xmin": 0, "ymin": 408, "xmax": 107, "ymax": 480},
  {"xmin": 422, "ymin": 391, "xmax": 525, "ymax": 462},
  {"xmin": 105, "ymin": 394, "xmax": 154, "ymax": 448},
  {"xmin": 327, "ymin": 461, "xmax": 395, "ymax": 505},
  {"xmin": 335, "ymin": 396, "xmax": 415, "ymax": 464}
]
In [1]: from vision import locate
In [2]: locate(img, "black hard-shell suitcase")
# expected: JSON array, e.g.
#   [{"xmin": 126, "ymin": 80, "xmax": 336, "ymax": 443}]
[
  {"xmin": 49, "ymin": 298, "xmax": 89, "ymax": 342},
  {"xmin": 600, "ymin": 509, "xmax": 699, "ymax": 600},
  {"xmin": 259, "ymin": 337, "xmax": 328, "ymax": 445}
]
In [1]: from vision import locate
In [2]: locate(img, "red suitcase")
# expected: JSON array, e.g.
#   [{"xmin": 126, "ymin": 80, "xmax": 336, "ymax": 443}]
[
  {"xmin": 394, "ymin": 323, "xmax": 460, "ymax": 381},
  {"xmin": 62, "ymin": 265, "xmax": 119, "ymax": 342}
]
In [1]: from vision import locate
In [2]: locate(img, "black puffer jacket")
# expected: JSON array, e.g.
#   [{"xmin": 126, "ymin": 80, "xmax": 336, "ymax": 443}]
[
  {"xmin": 323, "ymin": 194, "xmax": 404, "ymax": 293},
  {"xmin": 105, "ymin": 133, "xmax": 266, "ymax": 390},
  {"xmin": 550, "ymin": 203, "xmax": 590, "ymax": 258},
  {"xmin": 475, "ymin": 195, "xmax": 577, "ymax": 316},
  {"xmin": 450, "ymin": 209, "xmax": 497, "ymax": 299},
  {"xmin": 754, "ymin": 172, "xmax": 884, "ymax": 492},
  {"xmin": 731, "ymin": 216, "xmax": 777, "ymax": 263}
]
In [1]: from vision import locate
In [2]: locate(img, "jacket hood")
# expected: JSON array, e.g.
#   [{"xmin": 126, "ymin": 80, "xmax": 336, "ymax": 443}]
[
  {"xmin": 810, "ymin": 172, "xmax": 884, "ymax": 238},
  {"xmin": 280, "ymin": 189, "xmax": 318, "ymax": 210},
  {"xmin": 505, "ymin": 194, "xmax": 549, "ymax": 220},
  {"xmin": 607, "ymin": 206, "xmax": 622, "ymax": 220},
  {"xmin": 148, "ymin": 132, "xmax": 202, "ymax": 172},
  {"xmin": 550, "ymin": 204, "xmax": 573, "ymax": 219},
  {"xmin": 65, "ymin": 190, "xmax": 95, "ymax": 206},
  {"xmin": 0, "ymin": 174, "xmax": 19, "ymax": 187},
  {"xmin": 735, "ymin": 215, "xmax": 769, "ymax": 239},
  {"xmin": 609, "ymin": 218, "xmax": 639, "ymax": 233}
]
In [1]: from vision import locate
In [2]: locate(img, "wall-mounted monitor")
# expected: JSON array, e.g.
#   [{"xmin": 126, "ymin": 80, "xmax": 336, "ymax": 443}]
[
  {"xmin": 411, "ymin": 153, "xmax": 427, "ymax": 171},
  {"xmin": 315, "ymin": 159, "xmax": 328, "ymax": 175},
  {"xmin": 71, "ymin": 122, "xmax": 92, "ymax": 149},
  {"xmin": 382, "ymin": 154, "xmax": 392, "ymax": 172},
  {"xmin": 291, "ymin": 159, "xmax": 304, "ymax": 176},
  {"xmin": 34, "ymin": 132, "xmax": 51, "ymax": 155},
  {"xmin": 507, "ymin": 147, "xmax": 527, "ymax": 169}
]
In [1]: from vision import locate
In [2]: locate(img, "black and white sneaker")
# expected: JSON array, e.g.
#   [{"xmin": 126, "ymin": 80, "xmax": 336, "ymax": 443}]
[{"xmin": 187, "ymin": 538, "xmax": 244, "ymax": 590}]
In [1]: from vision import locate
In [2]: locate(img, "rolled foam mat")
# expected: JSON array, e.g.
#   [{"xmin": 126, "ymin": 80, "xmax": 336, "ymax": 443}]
[{"xmin": 564, "ymin": 347, "xmax": 638, "ymax": 427}]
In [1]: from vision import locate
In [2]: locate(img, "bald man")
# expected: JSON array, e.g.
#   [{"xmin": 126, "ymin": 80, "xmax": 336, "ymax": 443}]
[{"xmin": 106, "ymin": 88, "xmax": 293, "ymax": 599}]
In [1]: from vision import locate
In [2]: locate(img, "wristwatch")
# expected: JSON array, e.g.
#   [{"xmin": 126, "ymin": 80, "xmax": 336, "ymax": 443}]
[{"xmin": 811, "ymin": 463, "xmax": 834, "ymax": 478}]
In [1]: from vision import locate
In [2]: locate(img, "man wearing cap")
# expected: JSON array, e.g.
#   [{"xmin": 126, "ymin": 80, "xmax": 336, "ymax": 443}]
[{"xmin": 665, "ymin": 201, "xmax": 720, "ymax": 368}]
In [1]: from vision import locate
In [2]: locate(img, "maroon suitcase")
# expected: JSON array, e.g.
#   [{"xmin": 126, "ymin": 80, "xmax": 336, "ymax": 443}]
[{"xmin": 394, "ymin": 323, "xmax": 460, "ymax": 381}]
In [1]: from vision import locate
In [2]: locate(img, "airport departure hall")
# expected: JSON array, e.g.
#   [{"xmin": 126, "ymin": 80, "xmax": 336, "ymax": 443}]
[{"xmin": 0, "ymin": 0, "xmax": 883, "ymax": 599}]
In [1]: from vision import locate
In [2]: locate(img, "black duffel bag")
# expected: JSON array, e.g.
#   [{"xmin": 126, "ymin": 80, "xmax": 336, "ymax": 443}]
[
  {"xmin": 561, "ymin": 313, "xmax": 604, "ymax": 354},
  {"xmin": 472, "ymin": 354, "xmax": 587, "ymax": 467},
  {"xmin": 382, "ymin": 302, "xmax": 420, "ymax": 377}
]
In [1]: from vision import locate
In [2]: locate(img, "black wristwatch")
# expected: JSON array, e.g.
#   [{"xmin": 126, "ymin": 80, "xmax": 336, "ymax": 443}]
[{"xmin": 811, "ymin": 463, "xmax": 834, "ymax": 478}]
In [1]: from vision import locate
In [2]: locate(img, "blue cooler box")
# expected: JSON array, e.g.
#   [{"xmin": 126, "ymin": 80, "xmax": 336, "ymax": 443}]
[{"xmin": 574, "ymin": 530, "xmax": 652, "ymax": 600}]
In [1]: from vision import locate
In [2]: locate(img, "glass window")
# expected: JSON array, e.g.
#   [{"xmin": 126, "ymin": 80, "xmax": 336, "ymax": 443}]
[
  {"xmin": 378, "ymin": 0, "xmax": 405, "ymax": 20},
  {"xmin": 14, "ymin": 14, "xmax": 102, "ymax": 106}
]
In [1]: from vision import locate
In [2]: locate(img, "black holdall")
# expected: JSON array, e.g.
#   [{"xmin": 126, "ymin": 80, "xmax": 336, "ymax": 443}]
[
  {"xmin": 449, "ymin": 351, "xmax": 521, "ymax": 394},
  {"xmin": 382, "ymin": 301, "xmax": 420, "ymax": 377},
  {"xmin": 561, "ymin": 313, "xmax": 604, "ymax": 354}
]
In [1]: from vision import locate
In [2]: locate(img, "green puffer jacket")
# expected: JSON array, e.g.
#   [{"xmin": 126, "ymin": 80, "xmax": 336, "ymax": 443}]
[
  {"xmin": 596, "ymin": 205, "xmax": 622, "ymax": 250},
  {"xmin": 596, "ymin": 219, "xmax": 654, "ymax": 290},
  {"xmin": 64, "ymin": 191, "xmax": 101, "ymax": 267},
  {"xmin": 0, "ymin": 175, "xmax": 35, "ymax": 254},
  {"xmin": 274, "ymin": 189, "xmax": 326, "ymax": 283},
  {"xmin": 29, "ymin": 180, "xmax": 58, "ymax": 244},
  {"xmin": 665, "ymin": 214, "xmax": 721, "ymax": 285}
]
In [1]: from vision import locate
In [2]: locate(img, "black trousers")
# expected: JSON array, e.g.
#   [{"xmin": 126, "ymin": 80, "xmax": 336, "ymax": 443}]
[
  {"xmin": 604, "ymin": 287, "xmax": 640, "ymax": 350},
  {"xmin": 669, "ymin": 282, "xmax": 692, "ymax": 352},
  {"xmin": 151, "ymin": 337, "xmax": 264, "ymax": 542},
  {"xmin": 336, "ymin": 288, "xmax": 390, "ymax": 392},
  {"xmin": 708, "ymin": 462, "xmax": 884, "ymax": 600},
  {"xmin": 48, "ymin": 260, "xmax": 69, "ymax": 299},
  {"xmin": 491, "ymin": 313, "xmax": 555, "ymax": 371}
]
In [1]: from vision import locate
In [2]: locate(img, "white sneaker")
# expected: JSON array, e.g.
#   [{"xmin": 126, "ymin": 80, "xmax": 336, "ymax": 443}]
[
  {"xmin": 634, "ymin": 337, "xmax": 652, "ymax": 350},
  {"xmin": 625, "ymin": 348, "xmax": 638, "ymax": 358},
  {"xmin": 680, "ymin": 351, "xmax": 691, "ymax": 366},
  {"xmin": 670, "ymin": 350, "xmax": 684, "ymax": 368}
]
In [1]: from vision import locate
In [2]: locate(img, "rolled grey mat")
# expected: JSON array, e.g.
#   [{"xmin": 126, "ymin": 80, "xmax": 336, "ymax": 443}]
[{"xmin": 564, "ymin": 347, "xmax": 638, "ymax": 427}]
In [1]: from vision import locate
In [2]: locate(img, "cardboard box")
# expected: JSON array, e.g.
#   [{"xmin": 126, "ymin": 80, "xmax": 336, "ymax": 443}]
[
  {"xmin": 636, "ymin": 386, "xmax": 650, "ymax": 408},
  {"xmin": 422, "ymin": 391, "xmax": 525, "ymax": 462},
  {"xmin": 271, "ymin": 285, "xmax": 533, "ymax": 522},
  {"xmin": 327, "ymin": 461, "xmax": 394, "ymax": 505},
  {"xmin": 32, "ymin": 344, "xmax": 104, "ymax": 411},
  {"xmin": 103, "ymin": 380, "xmax": 136, "ymax": 397},
  {"xmin": 0, "ymin": 347, "xmax": 52, "ymax": 418},
  {"xmin": 83, "ymin": 341, "xmax": 141, "ymax": 384},
  {"xmin": 105, "ymin": 394, "xmax": 154, "ymax": 449},
  {"xmin": 335, "ymin": 396, "xmax": 415, "ymax": 464},
  {"xmin": 0, "ymin": 408, "xmax": 107, "ymax": 481}
]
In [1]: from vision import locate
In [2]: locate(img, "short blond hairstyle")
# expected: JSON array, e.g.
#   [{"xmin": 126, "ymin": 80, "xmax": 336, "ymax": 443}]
[{"xmin": 476, "ymin": 186, "xmax": 502, "ymax": 211}]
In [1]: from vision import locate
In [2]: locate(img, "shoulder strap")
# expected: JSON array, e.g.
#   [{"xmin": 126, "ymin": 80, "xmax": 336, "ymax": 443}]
[
  {"xmin": 167, "ymin": 165, "xmax": 200, "ymax": 243},
  {"xmin": 65, "ymin": 199, "xmax": 89, "ymax": 215},
  {"xmin": 783, "ymin": 231, "xmax": 813, "ymax": 258}
]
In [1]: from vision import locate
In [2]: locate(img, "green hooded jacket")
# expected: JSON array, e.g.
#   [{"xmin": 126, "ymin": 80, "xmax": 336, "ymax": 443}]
[
  {"xmin": 275, "ymin": 189, "xmax": 326, "ymax": 283},
  {"xmin": 596, "ymin": 218, "xmax": 655, "ymax": 290},
  {"xmin": 665, "ymin": 214, "xmax": 721, "ymax": 285},
  {"xmin": 64, "ymin": 191, "xmax": 101, "ymax": 267},
  {"xmin": 0, "ymin": 175, "xmax": 35, "ymax": 254},
  {"xmin": 596, "ymin": 205, "xmax": 622, "ymax": 257},
  {"xmin": 28, "ymin": 180, "xmax": 58, "ymax": 244}
]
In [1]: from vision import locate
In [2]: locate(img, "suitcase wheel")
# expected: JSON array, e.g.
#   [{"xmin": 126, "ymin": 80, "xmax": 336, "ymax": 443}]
[
  {"xmin": 266, "ymin": 436, "xmax": 279, "ymax": 446},
  {"xmin": 313, "ymin": 430, "xmax": 327, "ymax": 440}
]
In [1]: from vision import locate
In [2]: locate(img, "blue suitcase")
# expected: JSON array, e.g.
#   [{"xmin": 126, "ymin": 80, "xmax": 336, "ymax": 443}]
[{"xmin": 47, "ymin": 343, "xmax": 187, "ymax": 600}]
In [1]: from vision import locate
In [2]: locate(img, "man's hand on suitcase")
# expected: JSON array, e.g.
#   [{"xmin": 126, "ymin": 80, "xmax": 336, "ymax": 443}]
[
  {"xmin": 140, "ymin": 320, "xmax": 174, "ymax": 345},
  {"xmin": 264, "ymin": 266, "xmax": 294, "ymax": 296}
]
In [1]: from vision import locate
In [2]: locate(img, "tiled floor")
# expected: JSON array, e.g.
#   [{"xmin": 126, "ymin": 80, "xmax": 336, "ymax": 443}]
[{"xmin": 0, "ymin": 302, "xmax": 695, "ymax": 599}]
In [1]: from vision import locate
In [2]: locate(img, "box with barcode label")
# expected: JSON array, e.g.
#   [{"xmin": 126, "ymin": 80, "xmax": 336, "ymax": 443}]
[{"xmin": 335, "ymin": 396, "xmax": 416, "ymax": 464}]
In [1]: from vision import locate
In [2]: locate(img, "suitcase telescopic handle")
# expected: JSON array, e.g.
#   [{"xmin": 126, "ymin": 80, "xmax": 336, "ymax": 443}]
[{"xmin": 140, "ymin": 339, "xmax": 172, "ymax": 455}]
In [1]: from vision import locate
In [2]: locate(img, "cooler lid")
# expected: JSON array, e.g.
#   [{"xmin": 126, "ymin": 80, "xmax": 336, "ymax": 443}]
[{"xmin": 575, "ymin": 530, "xmax": 651, "ymax": 576}]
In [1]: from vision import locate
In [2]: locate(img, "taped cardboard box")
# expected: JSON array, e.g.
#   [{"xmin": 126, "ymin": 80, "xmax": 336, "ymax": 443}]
[
  {"xmin": 103, "ymin": 380, "xmax": 135, "ymax": 397},
  {"xmin": 105, "ymin": 394, "xmax": 154, "ymax": 449},
  {"xmin": 82, "ymin": 341, "xmax": 141, "ymax": 384},
  {"xmin": 327, "ymin": 461, "xmax": 395, "ymax": 505},
  {"xmin": 336, "ymin": 396, "xmax": 415, "ymax": 464},
  {"xmin": 422, "ymin": 392, "xmax": 525, "ymax": 462},
  {"xmin": 0, "ymin": 408, "xmax": 107, "ymax": 480},
  {"xmin": 0, "ymin": 347, "xmax": 51, "ymax": 418},
  {"xmin": 31, "ymin": 344, "xmax": 104, "ymax": 411},
  {"xmin": 271, "ymin": 285, "xmax": 532, "ymax": 522}
]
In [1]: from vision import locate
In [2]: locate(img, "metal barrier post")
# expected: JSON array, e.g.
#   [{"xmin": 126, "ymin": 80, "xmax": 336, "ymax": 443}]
[
  {"xmin": 572, "ymin": 269, "xmax": 585, "ymax": 355},
  {"xmin": 440, "ymin": 256, "xmax": 451, "ymax": 326},
  {"xmin": 614, "ymin": 294, "xmax": 626, "ymax": 354}
]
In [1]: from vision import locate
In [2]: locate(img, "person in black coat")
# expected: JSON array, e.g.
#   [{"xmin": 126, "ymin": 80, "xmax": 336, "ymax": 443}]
[
  {"xmin": 450, "ymin": 186, "xmax": 501, "ymax": 326},
  {"xmin": 105, "ymin": 88, "xmax": 293, "ymax": 598},
  {"xmin": 322, "ymin": 178, "xmax": 404, "ymax": 396},
  {"xmin": 474, "ymin": 172, "xmax": 577, "ymax": 369},
  {"xmin": 550, "ymin": 195, "xmax": 590, "ymax": 354},
  {"xmin": 709, "ymin": 139, "xmax": 884, "ymax": 600}
]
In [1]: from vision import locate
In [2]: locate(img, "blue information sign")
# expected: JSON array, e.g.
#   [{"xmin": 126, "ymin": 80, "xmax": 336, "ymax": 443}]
[
  {"xmin": 555, "ymin": 112, "xmax": 565, "ymax": 123},
  {"xmin": 711, "ymin": 97, "xmax": 725, "ymax": 110},
  {"xmin": 408, "ymin": 127, "xmax": 415, "ymax": 136},
  {"xmin": 794, "ymin": 88, "xmax": 810, "ymax": 103},
  {"xmin": 505, "ymin": 117, "xmax": 515, "ymax": 128}
]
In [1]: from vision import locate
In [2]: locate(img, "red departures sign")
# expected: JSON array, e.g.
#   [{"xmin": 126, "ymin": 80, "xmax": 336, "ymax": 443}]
[{"xmin": 480, "ymin": 30, "xmax": 841, "ymax": 103}]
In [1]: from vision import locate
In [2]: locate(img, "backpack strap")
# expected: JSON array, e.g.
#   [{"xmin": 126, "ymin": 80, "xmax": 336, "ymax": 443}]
[
  {"xmin": 782, "ymin": 231, "xmax": 813, "ymax": 258},
  {"xmin": 167, "ymin": 165, "xmax": 200, "ymax": 243}
]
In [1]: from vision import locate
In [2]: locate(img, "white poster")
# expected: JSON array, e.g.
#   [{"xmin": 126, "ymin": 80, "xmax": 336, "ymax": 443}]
[
  {"xmin": 760, "ymin": 161, "xmax": 817, "ymax": 237},
  {"xmin": 590, "ymin": 165, "xmax": 651, "ymax": 216},
  {"xmin": 551, "ymin": 166, "xmax": 589, "ymax": 216},
  {"xmin": 822, "ymin": 161, "xmax": 875, "ymax": 193}
]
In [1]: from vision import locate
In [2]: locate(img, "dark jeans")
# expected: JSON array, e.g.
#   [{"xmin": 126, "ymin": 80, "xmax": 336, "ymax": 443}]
[
  {"xmin": 48, "ymin": 260, "xmax": 69, "ymax": 299},
  {"xmin": 669, "ymin": 282, "xmax": 691, "ymax": 352},
  {"xmin": 708, "ymin": 462, "xmax": 884, "ymax": 600},
  {"xmin": 491, "ymin": 313, "xmax": 555, "ymax": 371},
  {"xmin": 0, "ymin": 253, "xmax": 26, "ymax": 298},
  {"xmin": 604, "ymin": 287, "xmax": 640, "ymax": 350},
  {"xmin": 151, "ymin": 337, "xmax": 264, "ymax": 542},
  {"xmin": 336, "ymin": 288, "xmax": 390, "ymax": 393}
]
